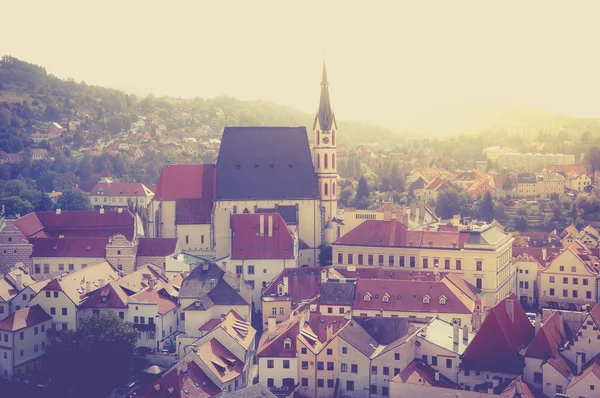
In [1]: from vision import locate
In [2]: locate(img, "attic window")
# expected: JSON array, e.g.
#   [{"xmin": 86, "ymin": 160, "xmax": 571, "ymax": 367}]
[
  {"xmin": 439, "ymin": 296, "xmax": 447, "ymax": 305},
  {"xmin": 101, "ymin": 296, "xmax": 108, "ymax": 303},
  {"xmin": 364, "ymin": 293, "xmax": 371, "ymax": 302},
  {"xmin": 283, "ymin": 338, "xmax": 292, "ymax": 349},
  {"xmin": 382, "ymin": 296, "xmax": 389, "ymax": 303},
  {"xmin": 422, "ymin": 295, "xmax": 430, "ymax": 304},
  {"xmin": 374, "ymin": 294, "xmax": 379, "ymax": 300}
]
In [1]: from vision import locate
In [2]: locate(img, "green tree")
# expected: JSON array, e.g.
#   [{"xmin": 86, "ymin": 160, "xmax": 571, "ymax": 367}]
[
  {"xmin": 357, "ymin": 175, "xmax": 369, "ymax": 200},
  {"xmin": 56, "ymin": 189, "xmax": 92, "ymax": 210},
  {"xmin": 36, "ymin": 170, "xmax": 57, "ymax": 192},
  {"xmin": 318, "ymin": 244, "xmax": 332, "ymax": 266},
  {"xmin": 584, "ymin": 146, "xmax": 600, "ymax": 183},
  {"xmin": 435, "ymin": 188, "xmax": 465, "ymax": 219},
  {"xmin": 35, "ymin": 192, "xmax": 53, "ymax": 211},
  {"xmin": 43, "ymin": 105, "xmax": 60, "ymax": 121},
  {"xmin": 45, "ymin": 311, "xmax": 138, "ymax": 398},
  {"xmin": 477, "ymin": 191, "xmax": 494, "ymax": 222},
  {"xmin": 0, "ymin": 108, "xmax": 11, "ymax": 127}
]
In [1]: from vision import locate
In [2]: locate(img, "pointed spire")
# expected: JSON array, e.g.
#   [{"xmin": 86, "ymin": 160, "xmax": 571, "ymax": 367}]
[{"xmin": 316, "ymin": 61, "xmax": 334, "ymax": 131}]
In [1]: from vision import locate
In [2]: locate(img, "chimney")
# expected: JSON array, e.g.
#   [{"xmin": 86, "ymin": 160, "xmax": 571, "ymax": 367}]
[
  {"xmin": 514, "ymin": 378, "xmax": 521, "ymax": 394},
  {"xmin": 433, "ymin": 265, "xmax": 440, "ymax": 282},
  {"xmin": 181, "ymin": 361, "xmax": 188, "ymax": 373},
  {"xmin": 15, "ymin": 273, "xmax": 23, "ymax": 291},
  {"xmin": 56, "ymin": 208, "xmax": 61, "ymax": 215},
  {"xmin": 410, "ymin": 203, "xmax": 416, "ymax": 217},
  {"xmin": 577, "ymin": 352, "xmax": 583, "ymax": 375},
  {"xmin": 383, "ymin": 203, "xmax": 392, "ymax": 221},
  {"xmin": 321, "ymin": 268, "xmax": 328, "ymax": 283},
  {"xmin": 326, "ymin": 324, "xmax": 333, "ymax": 340},
  {"xmin": 407, "ymin": 323, "xmax": 416, "ymax": 335},
  {"xmin": 268, "ymin": 316, "xmax": 277, "ymax": 337},
  {"xmin": 98, "ymin": 278, "xmax": 106, "ymax": 288},
  {"xmin": 100, "ymin": 208, "xmax": 104, "ymax": 214},
  {"xmin": 395, "ymin": 206, "xmax": 404, "ymax": 222},
  {"xmin": 259, "ymin": 215, "xmax": 265, "ymax": 236},
  {"xmin": 434, "ymin": 370, "xmax": 440, "ymax": 382},
  {"xmin": 506, "ymin": 299, "xmax": 515, "ymax": 323},
  {"xmin": 535, "ymin": 314, "xmax": 541, "ymax": 335},
  {"xmin": 221, "ymin": 261, "xmax": 227, "ymax": 273},
  {"xmin": 403, "ymin": 212, "xmax": 409, "ymax": 227},
  {"xmin": 453, "ymin": 322, "xmax": 459, "ymax": 345},
  {"xmin": 419, "ymin": 200, "xmax": 425, "ymax": 219},
  {"xmin": 462, "ymin": 324, "xmax": 469, "ymax": 341},
  {"xmin": 85, "ymin": 281, "xmax": 92, "ymax": 293},
  {"xmin": 473, "ymin": 297, "xmax": 483, "ymax": 332},
  {"xmin": 282, "ymin": 276, "xmax": 289, "ymax": 295},
  {"xmin": 117, "ymin": 207, "xmax": 123, "ymax": 213},
  {"xmin": 268, "ymin": 215, "xmax": 273, "ymax": 237}
]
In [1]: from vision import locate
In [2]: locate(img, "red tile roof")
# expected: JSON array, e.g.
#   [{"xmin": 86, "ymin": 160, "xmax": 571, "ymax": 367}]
[
  {"xmin": 333, "ymin": 266, "xmax": 447, "ymax": 282},
  {"xmin": 90, "ymin": 182, "xmax": 153, "ymax": 197},
  {"xmin": 15, "ymin": 209, "xmax": 135, "ymax": 240},
  {"xmin": 195, "ymin": 339, "xmax": 244, "ymax": 383},
  {"xmin": 568, "ymin": 354, "xmax": 600, "ymax": 390},
  {"xmin": 307, "ymin": 315, "xmax": 348, "ymax": 343},
  {"xmin": 153, "ymin": 164, "xmax": 216, "ymax": 201},
  {"xmin": 231, "ymin": 213, "xmax": 294, "ymax": 260},
  {"xmin": 130, "ymin": 288, "xmax": 179, "ymax": 314},
  {"xmin": 198, "ymin": 318, "xmax": 222, "ymax": 332},
  {"xmin": 176, "ymin": 198, "xmax": 213, "ymax": 225},
  {"xmin": 393, "ymin": 359, "xmax": 460, "ymax": 389},
  {"xmin": 334, "ymin": 220, "xmax": 469, "ymax": 249},
  {"xmin": 353, "ymin": 277, "xmax": 474, "ymax": 314},
  {"xmin": 262, "ymin": 267, "xmax": 322, "ymax": 306},
  {"xmin": 0, "ymin": 304, "xmax": 52, "ymax": 331},
  {"xmin": 524, "ymin": 311, "xmax": 572, "ymax": 377},
  {"xmin": 462, "ymin": 294, "xmax": 535, "ymax": 373},
  {"xmin": 512, "ymin": 248, "xmax": 546, "ymax": 264},
  {"xmin": 544, "ymin": 164, "xmax": 586, "ymax": 174},
  {"xmin": 134, "ymin": 360, "xmax": 220, "ymax": 398},
  {"xmin": 31, "ymin": 237, "xmax": 108, "ymax": 258},
  {"xmin": 257, "ymin": 315, "xmax": 301, "ymax": 358},
  {"xmin": 137, "ymin": 238, "xmax": 178, "ymax": 257}
]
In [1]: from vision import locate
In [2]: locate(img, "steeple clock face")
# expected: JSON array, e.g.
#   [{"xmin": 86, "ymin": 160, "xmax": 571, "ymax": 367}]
[{"xmin": 322, "ymin": 137, "xmax": 330, "ymax": 144}]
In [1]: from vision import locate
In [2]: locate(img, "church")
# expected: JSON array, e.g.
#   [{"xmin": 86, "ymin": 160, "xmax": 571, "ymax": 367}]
[{"xmin": 149, "ymin": 63, "xmax": 339, "ymax": 271}]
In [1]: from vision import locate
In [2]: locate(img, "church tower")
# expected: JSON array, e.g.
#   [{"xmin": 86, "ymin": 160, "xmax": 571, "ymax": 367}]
[{"xmin": 314, "ymin": 62, "xmax": 338, "ymax": 223}]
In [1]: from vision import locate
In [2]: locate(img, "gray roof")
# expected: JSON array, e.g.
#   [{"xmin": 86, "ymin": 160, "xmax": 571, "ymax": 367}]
[
  {"xmin": 226, "ymin": 384, "xmax": 277, "ymax": 398},
  {"xmin": 320, "ymin": 281, "xmax": 355, "ymax": 305},
  {"xmin": 418, "ymin": 318, "xmax": 474, "ymax": 355},
  {"xmin": 179, "ymin": 262, "xmax": 252, "ymax": 307},
  {"xmin": 338, "ymin": 320, "xmax": 379, "ymax": 358},
  {"xmin": 352, "ymin": 316, "xmax": 410, "ymax": 345},
  {"xmin": 216, "ymin": 127, "xmax": 319, "ymax": 200}
]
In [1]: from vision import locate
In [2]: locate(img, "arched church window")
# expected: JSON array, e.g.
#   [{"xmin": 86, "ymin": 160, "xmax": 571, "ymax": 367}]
[
  {"xmin": 324, "ymin": 183, "xmax": 329, "ymax": 196},
  {"xmin": 332, "ymin": 130, "xmax": 335, "ymax": 145},
  {"xmin": 317, "ymin": 154, "xmax": 320, "ymax": 169},
  {"xmin": 243, "ymin": 208, "xmax": 249, "ymax": 214},
  {"xmin": 332, "ymin": 154, "xmax": 335, "ymax": 168},
  {"xmin": 324, "ymin": 153, "xmax": 328, "ymax": 169}
]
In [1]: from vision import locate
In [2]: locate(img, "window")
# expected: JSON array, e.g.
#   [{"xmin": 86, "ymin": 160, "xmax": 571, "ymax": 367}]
[
  {"xmin": 476, "ymin": 260, "xmax": 483, "ymax": 271},
  {"xmin": 571, "ymin": 266, "xmax": 577, "ymax": 272},
  {"xmin": 351, "ymin": 364, "xmax": 358, "ymax": 373},
  {"xmin": 587, "ymin": 291, "xmax": 592, "ymax": 299},
  {"xmin": 584, "ymin": 279, "xmax": 589, "ymax": 286},
  {"xmin": 348, "ymin": 254, "xmax": 353, "ymax": 264},
  {"xmin": 574, "ymin": 278, "xmax": 579, "ymax": 285},
  {"xmin": 341, "ymin": 363, "xmax": 348, "ymax": 372},
  {"xmin": 46, "ymin": 292, "xmax": 51, "ymax": 298},
  {"xmin": 534, "ymin": 372, "xmax": 543, "ymax": 384},
  {"xmin": 201, "ymin": 235, "xmax": 205, "ymax": 244},
  {"xmin": 339, "ymin": 307, "xmax": 344, "ymax": 314},
  {"xmin": 34, "ymin": 327, "xmax": 38, "ymax": 335},
  {"xmin": 556, "ymin": 385, "xmax": 563, "ymax": 394},
  {"xmin": 119, "ymin": 312, "xmax": 124, "ymax": 319},
  {"xmin": 327, "ymin": 307, "xmax": 333, "ymax": 314},
  {"xmin": 301, "ymin": 378, "xmax": 308, "ymax": 387},
  {"xmin": 327, "ymin": 362, "xmax": 334, "ymax": 371},
  {"xmin": 20, "ymin": 349, "xmax": 24, "ymax": 357},
  {"xmin": 431, "ymin": 356, "xmax": 438, "ymax": 366},
  {"xmin": 19, "ymin": 332, "xmax": 24, "ymax": 340},
  {"xmin": 382, "ymin": 386, "xmax": 389, "ymax": 396},
  {"xmin": 422, "ymin": 355, "xmax": 428, "ymax": 364},
  {"xmin": 346, "ymin": 381, "xmax": 354, "ymax": 392},
  {"xmin": 327, "ymin": 348, "xmax": 333, "ymax": 355},
  {"xmin": 342, "ymin": 347, "xmax": 348, "ymax": 354},
  {"xmin": 383, "ymin": 367, "xmax": 389, "ymax": 375},
  {"xmin": 550, "ymin": 276, "xmax": 555, "ymax": 283},
  {"xmin": 337, "ymin": 253, "xmax": 343, "ymax": 264},
  {"xmin": 573, "ymin": 290, "xmax": 578, "ymax": 298},
  {"xmin": 364, "ymin": 293, "xmax": 371, "ymax": 302},
  {"xmin": 476, "ymin": 278, "xmax": 482, "ymax": 289},
  {"xmin": 382, "ymin": 295, "xmax": 389, "ymax": 303},
  {"xmin": 317, "ymin": 379, "xmax": 324, "ymax": 388},
  {"xmin": 324, "ymin": 153, "xmax": 328, "ymax": 168},
  {"xmin": 62, "ymin": 308, "xmax": 67, "ymax": 316},
  {"xmin": 41, "ymin": 324, "xmax": 45, "ymax": 333},
  {"xmin": 560, "ymin": 266, "xmax": 564, "ymax": 271},
  {"xmin": 283, "ymin": 360, "xmax": 290, "ymax": 369},
  {"xmin": 563, "ymin": 289, "xmax": 568, "ymax": 297},
  {"xmin": 378, "ymin": 255, "xmax": 384, "ymax": 266},
  {"xmin": 519, "ymin": 281, "xmax": 523, "ymax": 288},
  {"xmin": 591, "ymin": 385, "xmax": 595, "ymax": 391},
  {"xmin": 389, "ymin": 255, "xmax": 394, "ymax": 266},
  {"xmin": 35, "ymin": 264, "xmax": 40, "ymax": 273},
  {"xmin": 50, "ymin": 307, "xmax": 56, "ymax": 315},
  {"xmin": 563, "ymin": 277, "xmax": 568, "ymax": 284},
  {"xmin": 267, "ymin": 378, "xmax": 274, "ymax": 388},
  {"xmin": 248, "ymin": 265, "xmax": 255, "ymax": 275},
  {"xmin": 357, "ymin": 254, "xmax": 363, "ymax": 265},
  {"xmin": 439, "ymin": 296, "xmax": 447, "ymax": 305},
  {"xmin": 456, "ymin": 260, "xmax": 462, "ymax": 270},
  {"xmin": 400, "ymin": 256, "xmax": 405, "ymax": 267},
  {"xmin": 370, "ymin": 385, "xmax": 377, "ymax": 394},
  {"xmin": 69, "ymin": 264, "xmax": 74, "ymax": 271},
  {"xmin": 327, "ymin": 379, "xmax": 334, "ymax": 389},
  {"xmin": 324, "ymin": 183, "xmax": 328, "ymax": 196},
  {"xmin": 317, "ymin": 362, "xmax": 324, "ymax": 370},
  {"xmin": 280, "ymin": 308, "xmax": 285, "ymax": 315},
  {"xmin": 422, "ymin": 295, "xmax": 430, "ymax": 304},
  {"xmin": 444, "ymin": 259, "xmax": 450, "ymax": 269},
  {"xmin": 465, "ymin": 369, "xmax": 470, "ymax": 376},
  {"xmin": 524, "ymin": 282, "xmax": 529, "ymax": 289},
  {"xmin": 267, "ymin": 360, "xmax": 274, "ymax": 368},
  {"xmin": 410, "ymin": 256, "xmax": 416, "ymax": 267},
  {"xmin": 368, "ymin": 255, "xmax": 373, "ymax": 266},
  {"xmin": 446, "ymin": 358, "xmax": 453, "ymax": 368},
  {"xmin": 235, "ymin": 265, "xmax": 243, "ymax": 275},
  {"xmin": 550, "ymin": 288, "xmax": 555, "ymax": 296},
  {"xmin": 395, "ymin": 353, "xmax": 400, "ymax": 361},
  {"xmin": 423, "ymin": 258, "xmax": 428, "ymax": 268},
  {"xmin": 43, "ymin": 264, "xmax": 49, "ymax": 274},
  {"xmin": 54, "ymin": 292, "xmax": 58, "ymax": 298},
  {"xmin": 301, "ymin": 347, "xmax": 307, "ymax": 354},
  {"xmin": 302, "ymin": 361, "xmax": 308, "ymax": 370},
  {"xmin": 134, "ymin": 316, "xmax": 139, "ymax": 324}
]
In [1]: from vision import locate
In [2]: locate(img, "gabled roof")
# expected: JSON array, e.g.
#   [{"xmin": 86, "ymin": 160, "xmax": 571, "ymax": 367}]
[
  {"xmin": 298, "ymin": 315, "xmax": 348, "ymax": 353},
  {"xmin": 134, "ymin": 360, "xmax": 220, "ymax": 398},
  {"xmin": 499, "ymin": 376, "xmax": 545, "ymax": 398},
  {"xmin": 568, "ymin": 354, "xmax": 600, "ymax": 390},
  {"xmin": 176, "ymin": 198, "xmax": 213, "ymax": 225},
  {"xmin": 130, "ymin": 287, "xmax": 179, "ymax": 315},
  {"xmin": 79, "ymin": 282, "xmax": 129, "ymax": 309},
  {"xmin": 15, "ymin": 209, "xmax": 135, "ymax": 240},
  {"xmin": 0, "ymin": 304, "xmax": 52, "ymax": 331},
  {"xmin": 418, "ymin": 318, "xmax": 475, "ymax": 355},
  {"xmin": 352, "ymin": 316, "xmax": 410, "ymax": 346},
  {"xmin": 31, "ymin": 237, "xmax": 108, "ymax": 258},
  {"xmin": 226, "ymin": 384, "xmax": 277, "ymax": 398},
  {"xmin": 153, "ymin": 164, "xmax": 216, "ymax": 201},
  {"xmin": 231, "ymin": 213, "xmax": 294, "ymax": 260},
  {"xmin": 423, "ymin": 176, "xmax": 447, "ymax": 192},
  {"xmin": 393, "ymin": 359, "xmax": 461, "ymax": 389},
  {"xmin": 461, "ymin": 294, "xmax": 535, "ymax": 373},
  {"xmin": 261, "ymin": 267, "xmax": 322, "ymax": 307},
  {"xmin": 179, "ymin": 263, "xmax": 252, "ymax": 307},
  {"xmin": 212, "ymin": 311, "xmax": 255, "ymax": 352},
  {"xmin": 524, "ymin": 311, "xmax": 573, "ymax": 378},
  {"xmin": 116, "ymin": 264, "xmax": 168, "ymax": 294},
  {"xmin": 338, "ymin": 320, "xmax": 379, "ymax": 358},
  {"xmin": 137, "ymin": 238, "xmax": 178, "ymax": 257},
  {"xmin": 216, "ymin": 127, "xmax": 318, "ymax": 201},
  {"xmin": 195, "ymin": 339, "xmax": 245, "ymax": 383},
  {"xmin": 257, "ymin": 313, "xmax": 302, "ymax": 358},
  {"xmin": 90, "ymin": 182, "xmax": 153, "ymax": 197},
  {"xmin": 0, "ymin": 267, "xmax": 36, "ymax": 302},
  {"xmin": 319, "ymin": 281, "xmax": 355, "ymax": 306}
]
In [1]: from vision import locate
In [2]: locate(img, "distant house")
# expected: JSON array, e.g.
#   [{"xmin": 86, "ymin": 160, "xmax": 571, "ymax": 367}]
[{"xmin": 30, "ymin": 149, "xmax": 48, "ymax": 161}]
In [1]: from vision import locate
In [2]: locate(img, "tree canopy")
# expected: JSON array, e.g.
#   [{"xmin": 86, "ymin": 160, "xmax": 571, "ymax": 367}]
[
  {"xmin": 56, "ymin": 188, "xmax": 92, "ymax": 211},
  {"xmin": 435, "ymin": 188, "xmax": 466, "ymax": 219}
]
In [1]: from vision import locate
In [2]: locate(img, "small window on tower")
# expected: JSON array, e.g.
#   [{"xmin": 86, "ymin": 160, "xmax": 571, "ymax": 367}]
[
  {"xmin": 324, "ymin": 153, "xmax": 328, "ymax": 168},
  {"xmin": 317, "ymin": 154, "xmax": 320, "ymax": 169},
  {"xmin": 324, "ymin": 183, "xmax": 329, "ymax": 196}
]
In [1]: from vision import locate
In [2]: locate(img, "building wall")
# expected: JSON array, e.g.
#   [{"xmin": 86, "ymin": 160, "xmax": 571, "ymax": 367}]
[
  {"xmin": 458, "ymin": 370, "xmax": 517, "ymax": 392},
  {"xmin": 77, "ymin": 307, "xmax": 127, "ymax": 321},
  {"xmin": 566, "ymin": 174, "xmax": 591, "ymax": 192},
  {"xmin": 9, "ymin": 287, "xmax": 37, "ymax": 314},
  {"xmin": 416, "ymin": 336, "xmax": 461, "ymax": 381},
  {"xmin": 390, "ymin": 380, "xmax": 496, "ymax": 398},
  {"xmin": 149, "ymin": 200, "xmax": 176, "ymax": 239},
  {"xmin": 541, "ymin": 362, "xmax": 569, "ymax": 398},
  {"xmin": 0, "ymin": 226, "xmax": 32, "ymax": 275},
  {"xmin": 176, "ymin": 224, "xmax": 211, "ymax": 251},
  {"xmin": 90, "ymin": 194, "xmax": 152, "ymax": 209},
  {"xmin": 30, "ymin": 290, "xmax": 77, "ymax": 330},
  {"xmin": 180, "ymin": 300, "xmax": 250, "ymax": 338},
  {"xmin": 0, "ymin": 319, "xmax": 52, "ymax": 379},
  {"xmin": 563, "ymin": 313, "xmax": 600, "ymax": 366},
  {"xmin": 31, "ymin": 256, "xmax": 105, "ymax": 280},
  {"xmin": 105, "ymin": 235, "xmax": 138, "ymax": 275},
  {"xmin": 261, "ymin": 299, "xmax": 292, "ymax": 327},
  {"xmin": 136, "ymin": 255, "xmax": 168, "ymax": 270},
  {"xmin": 370, "ymin": 335, "xmax": 417, "ymax": 397},
  {"xmin": 230, "ymin": 258, "xmax": 297, "ymax": 307},
  {"xmin": 523, "ymin": 357, "xmax": 543, "ymax": 390},
  {"xmin": 567, "ymin": 371, "xmax": 600, "ymax": 397},
  {"xmin": 515, "ymin": 259, "xmax": 539, "ymax": 308},
  {"xmin": 258, "ymin": 356, "xmax": 297, "ymax": 391}
]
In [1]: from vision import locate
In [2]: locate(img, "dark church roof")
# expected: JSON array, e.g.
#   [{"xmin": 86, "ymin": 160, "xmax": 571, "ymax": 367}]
[{"xmin": 216, "ymin": 127, "xmax": 318, "ymax": 200}]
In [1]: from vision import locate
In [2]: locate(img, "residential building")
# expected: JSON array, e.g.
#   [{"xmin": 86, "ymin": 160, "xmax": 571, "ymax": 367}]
[
  {"xmin": 0, "ymin": 305, "xmax": 52, "ymax": 379},
  {"xmin": 535, "ymin": 171, "xmax": 565, "ymax": 196},
  {"xmin": 495, "ymin": 151, "xmax": 575, "ymax": 171},
  {"xmin": 128, "ymin": 286, "xmax": 179, "ymax": 351},
  {"xmin": 175, "ymin": 198, "xmax": 212, "ymax": 252},
  {"xmin": 0, "ymin": 219, "xmax": 34, "ymax": 275},
  {"xmin": 421, "ymin": 176, "xmax": 448, "ymax": 203},
  {"xmin": 538, "ymin": 241, "xmax": 599, "ymax": 311},
  {"xmin": 514, "ymin": 254, "xmax": 541, "ymax": 309},
  {"xmin": 333, "ymin": 220, "xmax": 514, "ymax": 307},
  {"xmin": 0, "ymin": 267, "xmax": 36, "ymax": 320},
  {"xmin": 89, "ymin": 172, "xmax": 154, "ymax": 209},
  {"xmin": 565, "ymin": 171, "xmax": 592, "ymax": 192}
]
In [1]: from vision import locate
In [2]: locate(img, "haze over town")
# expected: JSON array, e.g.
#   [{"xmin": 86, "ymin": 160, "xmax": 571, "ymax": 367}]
[{"xmin": 3, "ymin": 1, "xmax": 600, "ymax": 133}]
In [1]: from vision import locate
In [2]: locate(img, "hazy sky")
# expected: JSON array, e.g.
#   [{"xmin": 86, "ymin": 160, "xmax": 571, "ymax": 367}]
[{"xmin": 2, "ymin": 1, "xmax": 600, "ymax": 128}]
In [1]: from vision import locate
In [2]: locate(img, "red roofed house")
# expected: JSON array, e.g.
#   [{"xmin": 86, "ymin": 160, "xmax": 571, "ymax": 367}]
[
  {"xmin": 89, "ymin": 177, "xmax": 154, "ymax": 209},
  {"xmin": 333, "ymin": 220, "xmax": 514, "ymax": 307},
  {"xmin": 0, "ymin": 267, "xmax": 37, "ymax": 320},
  {"xmin": 0, "ymin": 304, "xmax": 52, "ymax": 379},
  {"xmin": 562, "ymin": 305, "xmax": 600, "ymax": 382},
  {"xmin": 390, "ymin": 359, "xmax": 463, "ymax": 397},
  {"xmin": 421, "ymin": 176, "xmax": 449, "ymax": 203},
  {"xmin": 459, "ymin": 294, "xmax": 535, "ymax": 391},
  {"xmin": 149, "ymin": 164, "xmax": 216, "ymax": 253},
  {"xmin": 227, "ymin": 213, "xmax": 297, "ymax": 306},
  {"xmin": 567, "ymin": 354, "xmax": 600, "ymax": 398}
]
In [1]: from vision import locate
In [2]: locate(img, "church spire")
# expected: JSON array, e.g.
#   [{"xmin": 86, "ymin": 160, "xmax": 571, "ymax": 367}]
[{"xmin": 316, "ymin": 61, "xmax": 334, "ymax": 131}]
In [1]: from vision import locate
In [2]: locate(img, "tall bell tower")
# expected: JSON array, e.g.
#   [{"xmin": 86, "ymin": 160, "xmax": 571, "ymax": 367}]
[{"xmin": 314, "ymin": 62, "xmax": 338, "ymax": 223}]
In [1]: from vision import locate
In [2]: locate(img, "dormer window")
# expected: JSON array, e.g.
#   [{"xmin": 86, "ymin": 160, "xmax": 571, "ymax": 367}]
[
  {"xmin": 382, "ymin": 295, "xmax": 389, "ymax": 303},
  {"xmin": 364, "ymin": 293, "xmax": 372, "ymax": 302},
  {"xmin": 422, "ymin": 295, "xmax": 430, "ymax": 304},
  {"xmin": 101, "ymin": 296, "xmax": 108, "ymax": 303},
  {"xmin": 283, "ymin": 338, "xmax": 291, "ymax": 349},
  {"xmin": 439, "ymin": 296, "xmax": 447, "ymax": 305}
]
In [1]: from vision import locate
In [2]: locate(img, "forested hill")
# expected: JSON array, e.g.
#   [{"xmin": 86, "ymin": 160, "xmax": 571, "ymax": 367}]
[{"xmin": 0, "ymin": 56, "xmax": 400, "ymax": 152}]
